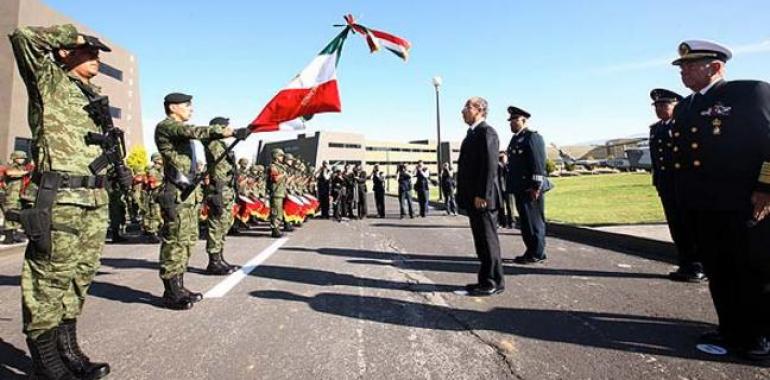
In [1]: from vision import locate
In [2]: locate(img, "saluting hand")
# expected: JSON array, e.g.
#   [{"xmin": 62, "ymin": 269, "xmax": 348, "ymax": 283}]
[{"xmin": 751, "ymin": 191, "xmax": 770, "ymax": 223}]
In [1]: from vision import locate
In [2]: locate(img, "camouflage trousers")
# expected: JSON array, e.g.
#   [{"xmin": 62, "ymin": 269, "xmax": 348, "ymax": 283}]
[
  {"xmin": 4, "ymin": 201, "xmax": 21, "ymax": 230},
  {"xmin": 269, "ymin": 196, "xmax": 285, "ymax": 230},
  {"xmin": 159, "ymin": 203, "xmax": 199, "ymax": 279},
  {"xmin": 21, "ymin": 202, "xmax": 108, "ymax": 339},
  {"xmin": 142, "ymin": 199, "xmax": 163, "ymax": 234},
  {"xmin": 206, "ymin": 187, "xmax": 235, "ymax": 255}
]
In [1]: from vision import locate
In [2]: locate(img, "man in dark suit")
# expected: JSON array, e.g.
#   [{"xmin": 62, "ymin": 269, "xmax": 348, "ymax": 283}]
[
  {"xmin": 415, "ymin": 161, "xmax": 430, "ymax": 217},
  {"xmin": 505, "ymin": 106, "xmax": 548, "ymax": 264},
  {"xmin": 497, "ymin": 152, "xmax": 514, "ymax": 228},
  {"xmin": 371, "ymin": 165, "xmax": 386, "ymax": 218},
  {"xmin": 456, "ymin": 97, "xmax": 505, "ymax": 296},
  {"xmin": 671, "ymin": 39, "xmax": 770, "ymax": 359},
  {"xmin": 648, "ymin": 89, "xmax": 705, "ymax": 282},
  {"xmin": 397, "ymin": 164, "xmax": 414, "ymax": 219}
]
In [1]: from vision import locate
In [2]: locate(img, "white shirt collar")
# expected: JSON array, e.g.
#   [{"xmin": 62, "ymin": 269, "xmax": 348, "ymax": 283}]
[
  {"xmin": 699, "ymin": 77, "xmax": 722, "ymax": 95},
  {"xmin": 469, "ymin": 118, "xmax": 485, "ymax": 130}
]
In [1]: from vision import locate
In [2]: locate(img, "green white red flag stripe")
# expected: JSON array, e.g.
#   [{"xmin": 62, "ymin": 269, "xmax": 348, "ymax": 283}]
[
  {"xmin": 249, "ymin": 30, "xmax": 347, "ymax": 132},
  {"xmin": 345, "ymin": 14, "xmax": 412, "ymax": 62}
]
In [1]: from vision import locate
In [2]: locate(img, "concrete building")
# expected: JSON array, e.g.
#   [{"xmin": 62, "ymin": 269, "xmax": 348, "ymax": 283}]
[
  {"xmin": 0, "ymin": 0, "xmax": 142, "ymax": 162},
  {"xmin": 257, "ymin": 131, "xmax": 461, "ymax": 192}
]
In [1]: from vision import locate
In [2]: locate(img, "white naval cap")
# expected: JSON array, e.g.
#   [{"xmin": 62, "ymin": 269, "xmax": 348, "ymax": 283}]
[{"xmin": 672, "ymin": 39, "xmax": 733, "ymax": 65}]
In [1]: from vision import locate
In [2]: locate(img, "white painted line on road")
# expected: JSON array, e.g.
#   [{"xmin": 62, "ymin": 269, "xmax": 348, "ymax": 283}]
[{"xmin": 204, "ymin": 238, "xmax": 288, "ymax": 299}]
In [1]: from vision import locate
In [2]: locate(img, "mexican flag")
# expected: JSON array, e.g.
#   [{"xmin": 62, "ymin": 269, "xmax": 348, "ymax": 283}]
[{"xmin": 249, "ymin": 29, "xmax": 348, "ymax": 132}]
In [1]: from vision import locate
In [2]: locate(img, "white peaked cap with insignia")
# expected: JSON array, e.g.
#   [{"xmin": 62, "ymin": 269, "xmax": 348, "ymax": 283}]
[{"xmin": 672, "ymin": 39, "xmax": 733, "ymax": 65}]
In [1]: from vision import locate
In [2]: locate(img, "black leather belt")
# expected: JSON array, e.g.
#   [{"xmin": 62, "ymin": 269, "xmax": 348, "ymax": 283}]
[{"xmin": 33, "ymin": 172, "xmax": 106, "ymax": 189}]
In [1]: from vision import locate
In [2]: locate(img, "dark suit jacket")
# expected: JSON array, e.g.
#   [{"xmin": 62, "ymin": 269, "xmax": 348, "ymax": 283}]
[
  {"xmin": 649, "ymin": 120, "xmax": 675, "ymax": 195},
  {"xmin": 456, "ymin": 121, "xmax": 502, "ymax": 211},
  {"xmin": 397, "ymin": 172, "xmax": 412, "ymax": 193},
  {"xmin": 672, "ymin": 80, "xmax": 770, "ymax": 210}
]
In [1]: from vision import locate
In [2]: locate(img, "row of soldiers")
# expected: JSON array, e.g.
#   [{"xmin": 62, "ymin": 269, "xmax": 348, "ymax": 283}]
[{"xmin": 0, "ymin": 151, "xmax": 34, "ymax": 243}]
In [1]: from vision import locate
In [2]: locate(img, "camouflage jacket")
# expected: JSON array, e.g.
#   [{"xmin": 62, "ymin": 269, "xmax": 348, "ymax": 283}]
[
  {"xmin": 9, "ymin": 24, "xmax": 108, "ymax": 207},
  {"xmin": 267, "ymin": 162, "xmax": 287, "ymax": 198},
  {"xmin": 203, "ymin": 138, "xmax": 236, "ymax": 188},
  {"xmin": 154, "ymin": 117, "xmax": 225, "ymax": 203}
]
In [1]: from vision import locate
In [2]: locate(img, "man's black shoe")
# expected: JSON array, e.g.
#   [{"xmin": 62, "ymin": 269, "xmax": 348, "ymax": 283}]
[
  {"xmin": 468, "ymin": 286, "xmax": 504, "ymax": 297},
  {"xmin": 669, "ymin": 268, "xmax": 707, "ymax": 283},
  {"xmin": 513, "ymin": 255, "xmax": 546, "ymax": 265},
  {"xmin": 742, "ymin": 337, "xmax": 770, "ymax": 361}
]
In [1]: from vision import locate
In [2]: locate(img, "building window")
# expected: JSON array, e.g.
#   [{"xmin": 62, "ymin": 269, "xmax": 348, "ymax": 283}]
[
  {"xmin": 98, "ymin": 62, "xmax": 123, "ymax": 81},
  {"xmin": 328, "ymin": 142, "xmax": 362, "ymax": 149},
  {"xmin": 109, "ymin": 106, "xmax": 122, "ymax": 119},
  {"xmin": 13, "ymin": 137, "xmax": 32, "ymax": 158}
]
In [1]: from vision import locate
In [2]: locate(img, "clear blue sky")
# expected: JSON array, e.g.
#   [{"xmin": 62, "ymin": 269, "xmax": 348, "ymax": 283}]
[{"xmin": 45, "ymin": 0, "xmax": 770, "ymax": 156}]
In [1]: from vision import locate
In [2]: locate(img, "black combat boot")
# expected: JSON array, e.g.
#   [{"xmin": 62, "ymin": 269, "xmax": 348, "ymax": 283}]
[
  {"xmin": 283, "ymin": 222, "xmax": 294, "ymax": 232},
  {"xmin": 3, "ymin": 229, "xmax": 16, "ymax": 244},
  {"xmin": 220, "ymin": 253, "xmax": 242, "ymax": 273},
  {"xmin": 26, "ymin": 329, "xmax": 79, "ymax": 380},
  {"xmin": 145, "ymin": 232, "xmax": 160, "ymax": 244},
  {"xmin": 108, "ymin": 228, "xmax": 127, "ymax": 244},
  {"xmin": 57, "ymin": 319, "xmax": 110, "ymax": 379},
  {"xmin": 162, "ymin": 277, "xmax": 193, "ymax": 310},
  {"xmin": 271, "ymin": 228, "xmax": 283, "ymax": 238},
  {"xmin": 205, "ymin": 253, "xmax": 236, "ymax": 275},
  {"xmin": 178, "ymin": 274, "xmax": 203, "ymax": 303}
]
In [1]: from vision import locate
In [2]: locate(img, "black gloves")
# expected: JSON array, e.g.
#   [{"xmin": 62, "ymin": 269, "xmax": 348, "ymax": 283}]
[{"xmin": 233, "ymin": 128, "xmax": 252, "ymax": 141}]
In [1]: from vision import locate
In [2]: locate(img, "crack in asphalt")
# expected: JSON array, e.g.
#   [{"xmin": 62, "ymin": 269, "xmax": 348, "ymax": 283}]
[{"xmin": 376, "ymin": 234, "xmax": 526, "ymax": 380}]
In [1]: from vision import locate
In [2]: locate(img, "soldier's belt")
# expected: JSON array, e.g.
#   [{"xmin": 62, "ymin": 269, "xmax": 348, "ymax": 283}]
[{"xmin": 33, "ymin": 172, "xmax": 106, "ymax": 189}]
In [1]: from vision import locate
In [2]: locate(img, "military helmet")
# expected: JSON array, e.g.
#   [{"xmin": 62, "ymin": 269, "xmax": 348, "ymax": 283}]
[
  {"xmin": 254, "ymin": 164, "xmax": 265, "ymax": 172},
  {"xmin": 238, "ymin": 157, "xmax": 250, "ymax": 166},
  {"xmin": 10, "ymin": 151, "xmax": 27, "ymax": 160},
  {"xmin": 272, "ymin": 148, "xmax": 285, "ymax": 159},
  {"xmin": 284, "ymin": 153, "xmax": 295, "ymax": 161},
  {"xmin": 151, "ymin": 152, "xmax": 162, "ymax": 162}
]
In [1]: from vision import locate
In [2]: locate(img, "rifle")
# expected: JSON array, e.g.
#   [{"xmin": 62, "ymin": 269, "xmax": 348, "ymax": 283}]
[
  {"xmin": 179, "ymin": 139, "xmax": 242, "ymax": 201},
  {"xmin": 76, "ymin": 82, "xmax": 132, "ymax": 192}
]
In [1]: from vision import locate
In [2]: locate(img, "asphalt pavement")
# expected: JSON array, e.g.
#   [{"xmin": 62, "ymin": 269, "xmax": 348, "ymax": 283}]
[{"xmin": 1, "ymin": 196, "xmax": 768, "ymax": 379}]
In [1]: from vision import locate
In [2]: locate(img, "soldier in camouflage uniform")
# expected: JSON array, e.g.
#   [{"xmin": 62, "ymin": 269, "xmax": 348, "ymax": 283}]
[
  {"xmin": 267, "ymin": 149, "xmax": 289, "ymax": 237},
  {"xmin": 4, "ymin": 151, "xmax": 30, "ymax": 243},
  {"xmin": 142, "ymin": 153, "xmax": 164, "ymax": 243},
  {"xmin": 202, "ymin": 117, "xmax": 241, "ymax": 275},
  {"xmin": 106, "ymin": 171, "xmax": 127, "ymax": 243},
  {"xmin": 237, "ymin": 157, "xmax": 250, "ymax": 174},
  {"xmin": 154, "ymin": 93, "xmax": 247, "ymax": 310},
  {"xmin": 10, "ymin": 24, "xmax": 130, "ymax": 379}
]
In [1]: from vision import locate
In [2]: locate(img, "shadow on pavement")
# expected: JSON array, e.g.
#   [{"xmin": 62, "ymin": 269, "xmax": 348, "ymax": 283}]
[
  {"xmin": 249, "ymin": 265, "xmax": 458, "ymax": 293},
  {"xmin": 251, "ymin": 290, "xmax": 755, "ymax": 365},
  {"xmin": 89, "ymin": 280, "xmax": 163, "ymax": 308},
  {"xmin": 100, "ymin": 257, "xmax": 158, "ymax": 271},
  {"xmin": 0, "ymin": 338, "xmax": 30, "ymax": 379},
  {"xmin": 346, "ymin": 259, "xmax": 670, "ymax": 281},
  {"xmin": 546, "ymin": 224, "xmax": 677, "ymax": 265},
  {"xmin": 371, "ymin": 223, "xmax": 470, "ymax": 229},
  {"xmin": 282, "ymin": 247, "xmax": 668, "ymax": 281}
]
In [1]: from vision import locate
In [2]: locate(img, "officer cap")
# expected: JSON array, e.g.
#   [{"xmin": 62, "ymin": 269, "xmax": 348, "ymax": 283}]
[
  {"xmin": 10, "ymin": 150, "xmax": 27, "ymax": 160},
  {"xmin": 507, "ymin": 106, "xmax": 531, "ymax": 120},
  {"xmin": 650, "ymin": 88, "xmax": 683, "ymax": 104},
  {"xmin": 151, "ymin": 152, "xmax": 162, "ymax": 162},
  {"xmin": 284, "ymin": 153, "xmax": 295, "ymax": 161},
  {"xmin": 672, "ymin": 40, "xmax": 732, "ymax": 65},
  {"xmin": 164, "ymin": 92, "xmax": 193, "ymax": 104},
  {"xmin": 65, "ymin": 34, "xmax": 111, "ymax": 52},
  {"xmin": 209, "ymin": 117, "xmax": 230, "ymax": 126},
  {"xmin": 272, "ymin": 148, "xmax": 285, "ymax": 158}
]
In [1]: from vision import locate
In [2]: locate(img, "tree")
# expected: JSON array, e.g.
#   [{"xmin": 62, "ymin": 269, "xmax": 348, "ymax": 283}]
[
  {"xmin": 126, "ymin": 145, "xmax": 149, "ymax": 174},
  {"xmin": 545, "ymin": 158, "xmax": 557, "ymax": 174}
]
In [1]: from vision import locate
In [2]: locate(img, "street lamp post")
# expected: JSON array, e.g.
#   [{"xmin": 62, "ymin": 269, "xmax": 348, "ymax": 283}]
[{"xmin": 432, "ymin": 76, "xmax": 443, "ymax": 201}]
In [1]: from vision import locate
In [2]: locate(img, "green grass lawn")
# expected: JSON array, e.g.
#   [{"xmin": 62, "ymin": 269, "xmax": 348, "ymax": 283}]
[{"xmin": 546, "ymin": 172, "xmax": 665, "ymax": 226}]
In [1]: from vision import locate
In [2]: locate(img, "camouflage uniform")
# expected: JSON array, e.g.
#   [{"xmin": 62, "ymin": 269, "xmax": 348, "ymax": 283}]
[
  {"xmin": 4, "ymin": 151, "xmax": 28, "ymax": 232},
  {"xmin": 142, "ymin": 154, "xmax": 163, "ymax": 240},
  {"xmin": 11, "ymin": 24, "xmax": 114, "ymax": 378},
  {"xmin": 202, "ymin": 118, "xmax": 240, "ymax": 274},
  {"xmin": 267, "ymin": 149, "xmax": 287, "ymax": 237},
  {"xmin": 154, "ymin": 113, "xmax": 227, "ymax": 309}
]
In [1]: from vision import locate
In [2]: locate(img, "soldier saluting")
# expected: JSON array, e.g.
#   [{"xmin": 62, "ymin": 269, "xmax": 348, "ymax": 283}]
[
  {"xmin": 670, "ymin": 40, "xmax": 770, "ymax": 359},
  {"xmin": 10, "ymin": 24, "xmax": 132, "ymax": 379},
  {"xmin": 154, "ymin": 93, "xmax": 249, "ymax": 310}
]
